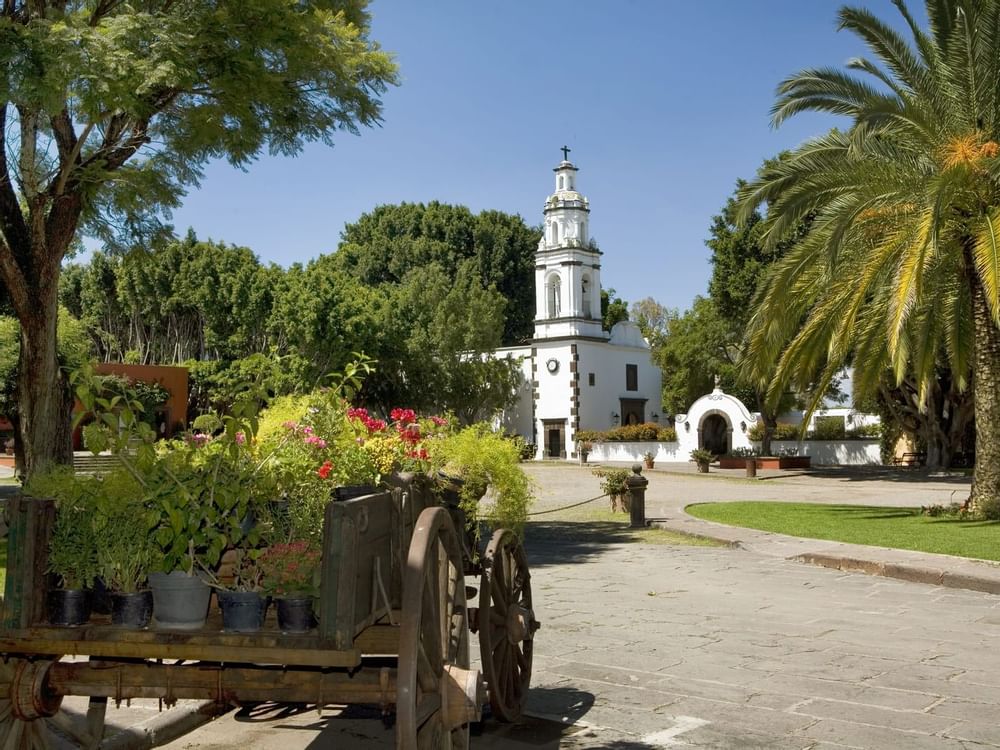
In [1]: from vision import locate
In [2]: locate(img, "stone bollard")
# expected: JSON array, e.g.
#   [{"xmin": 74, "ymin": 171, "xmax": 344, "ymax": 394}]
[
  {"xmin": 627, "ymin": 463, "xmax": 648, "ymax": 528},
  {"xmin": 746, "ymin": 458, "xmax": 757, "ymax": 478}
]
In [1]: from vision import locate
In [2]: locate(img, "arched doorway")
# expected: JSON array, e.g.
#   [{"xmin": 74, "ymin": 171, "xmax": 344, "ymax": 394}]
[{"xmin": 700, "ymin": 413, "xmax": 730, "ymax": 455}]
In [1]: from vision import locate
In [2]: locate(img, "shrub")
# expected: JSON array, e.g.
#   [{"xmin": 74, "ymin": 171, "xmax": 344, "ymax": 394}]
[
  {"xmin": 811, "ymin": 416, "xmax": 846, "ymax": 440},
  {"xmin": 727, "ymin": 446, "xmax": 758, "ymax": 458},
  {"xmin": 690, "ymin": 448, "xmax": 714, "ymax": 465},
  {"xmin": 656, "ymin": 426, "xmax": 678, "ymax": 442},
  {"xmin": 846, "ymin": 423, "xmax": 880, "ymax": 439},
  {"xmin": 748, "ymin": 422, "xmax": 800, "ymax": 441},
  {"xmin": 592, "ymin": 467, "xmax": 630, "ymax": 497},
  {"xmin": 579, "ymin": 423, "xmax": 671, "ymax": 442}
]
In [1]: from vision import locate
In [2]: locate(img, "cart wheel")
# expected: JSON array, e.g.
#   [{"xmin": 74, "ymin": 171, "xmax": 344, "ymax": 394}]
[
  {"xmin": 398, "ymin": 507, "xmax": 484, "ymax": 749},
  {"xmin": 478, "ymin": 528, "xmax": 537, "ymax": 723},
  {"xmin": 0, "ymin": 658, "xmax": 107, "ymax": 749}
]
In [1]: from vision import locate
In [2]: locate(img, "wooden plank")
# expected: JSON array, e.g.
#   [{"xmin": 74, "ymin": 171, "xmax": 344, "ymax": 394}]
[
  {"xmin": 47, "ymin": 661, "xmax": 398, "ymax": 705},
  {"xmin": 2, "ymin": 496, "xmax": 54, "ymax": 630},
  {"xmin": 0, "ymin": 632, "xmax": 361, "ymax": 668},
  {"xmin": 318, "ymin": 490, "xmax": 397, "ymax": 650},
  {"xmin": 353, "ymin": 623, "xmax": 400, "ymax": 655}
]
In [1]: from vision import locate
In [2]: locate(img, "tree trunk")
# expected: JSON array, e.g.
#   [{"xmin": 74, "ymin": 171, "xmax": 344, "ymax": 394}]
[
  {"xmin": 968, "ymin": 276, "xmax": 1000, "ymax": 517},
  {"xmin": 17, "ymin": 275, "xmax": 74, "ymax": 477},
  {"xmin": 758, "ymin": 391, "xmax": 777, "ymax": 457}
]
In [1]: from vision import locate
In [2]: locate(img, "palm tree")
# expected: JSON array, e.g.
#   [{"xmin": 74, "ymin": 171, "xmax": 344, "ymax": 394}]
[{"xmin": 738, "ymin": 0, "xmax": 1000, "ymax": 514}]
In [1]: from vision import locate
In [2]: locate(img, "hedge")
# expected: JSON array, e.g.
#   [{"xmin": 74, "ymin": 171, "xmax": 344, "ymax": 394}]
[{"xmin": 576, "ymin": 423, "xmax": 677, "ymax": 443}]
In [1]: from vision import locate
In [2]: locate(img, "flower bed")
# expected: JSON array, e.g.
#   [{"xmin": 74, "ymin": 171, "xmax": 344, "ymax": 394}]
[{"xmin": 719, "ymin": 455, "xmax": 812, "ymax": 470}]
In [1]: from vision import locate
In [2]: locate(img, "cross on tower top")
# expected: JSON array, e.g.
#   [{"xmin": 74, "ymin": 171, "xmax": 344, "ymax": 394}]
[{"xmin": 560, "ymin": 145, "xmax": 571, "ymax": 161}]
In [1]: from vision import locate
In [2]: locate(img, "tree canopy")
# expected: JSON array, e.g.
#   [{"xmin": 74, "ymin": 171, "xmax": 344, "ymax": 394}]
[
  {"xmin": 0, "ymin": 0, "xmax": 398, "ymax": 475},
  {"xmin": 738, "ymin": 0, "xmax": 1000, "ymax": 513}
]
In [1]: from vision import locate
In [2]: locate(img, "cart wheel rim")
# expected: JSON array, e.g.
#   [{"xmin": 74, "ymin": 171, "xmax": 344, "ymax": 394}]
[
  {"xmin": 478, "ymin": 528, "xmax": 536, "ymax": 723},
  {"xmin": 397, "ymin": 507, "xmax": 477, "ymax": 749}
]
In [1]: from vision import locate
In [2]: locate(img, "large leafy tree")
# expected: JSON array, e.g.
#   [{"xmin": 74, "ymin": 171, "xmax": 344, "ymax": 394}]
[
  {"xmin": 739, "ymin": 1, "xmax": 1000, "ymax": 512},
  {"xmin": 0, "ymin": 1, "xmax": 397, "ymax": 476},
  {"xmin": 332, "ymin": 202, "xmax": 541, "ymax": 345}
]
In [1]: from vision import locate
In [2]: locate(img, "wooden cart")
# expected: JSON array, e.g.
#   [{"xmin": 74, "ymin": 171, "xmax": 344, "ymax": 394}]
[{"xmin": 0, "ymin": 474, "xmax": 538, "ymax": 749}]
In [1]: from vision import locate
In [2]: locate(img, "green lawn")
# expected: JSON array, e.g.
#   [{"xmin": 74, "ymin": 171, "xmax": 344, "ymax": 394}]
[{"xmin": 686, "ymin": 502, "xmax": 1000, "ymax": 562}]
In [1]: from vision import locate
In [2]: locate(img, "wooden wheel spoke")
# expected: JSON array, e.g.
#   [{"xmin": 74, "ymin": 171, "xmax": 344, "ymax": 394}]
[
  {"xmin": 47, "ymin": 711, "xmax": 97, "ymax": 748},
  {"xmin": 416, "ymin": 641, "xmax": 440, "ymax": 694},
  {"xmin": 30, "ymin": 721, "xmax": 53, "ymax": 750},
  {"xmin": 399, "ymin": 506, "xmax": 470, "ymax": 750},
  {"xmin": 415, "ymin": 694, "xmax": 442, "ymax": 730},
  {"xmin": 489, "ymin": 574, "xmax": 508, "ymax": 614},
  {"xmin": 416, "ymin": 716, "xmax": 442, "ymax": 750},
  {"xmin": 479, "ymin": 529, "xmax": 534, "ymax": 724},
  {"xmin": 3, "ymin": 719, "xmax": 24, "ymax": 750}
]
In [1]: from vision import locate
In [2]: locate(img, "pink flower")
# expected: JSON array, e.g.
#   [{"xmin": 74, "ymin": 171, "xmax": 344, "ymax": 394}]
[
  {"xmin": 282, "ymin": 420, "xmax": 298, "ymax": 430},
  {"xmin": 235, "ymin": 431, "xmax": 246, "ymax": 445},
  {"xmin": 431, "ymin": 416, "xmax": 448, "ymax": 426}
]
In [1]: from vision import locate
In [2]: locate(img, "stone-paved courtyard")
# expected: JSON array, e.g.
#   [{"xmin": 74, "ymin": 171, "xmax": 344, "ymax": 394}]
[{"xmin": 162, "ymin": 464, "xmax": 1000, "ymax": 749}]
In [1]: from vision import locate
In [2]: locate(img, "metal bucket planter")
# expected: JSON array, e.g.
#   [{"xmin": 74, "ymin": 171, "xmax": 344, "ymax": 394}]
[
  {"xmin": 218, "ymin": 590, "xmax": 268, "ymax": 633},
  {"xmin": 275, "ymin": 596, "xmax": 315, "ymax": 633},
  {"xmin": 46, "ymin": 588, "xmax": 90, "ymax": 626},
  {"xmin": 149, "ymin": 571, "xmax": 212, "ymax": 630},
  {"xmin": 111, "ymin": 591, "xmax": 153, "ymax": 629}
]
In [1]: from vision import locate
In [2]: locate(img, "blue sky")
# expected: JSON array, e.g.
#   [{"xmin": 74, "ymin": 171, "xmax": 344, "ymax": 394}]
[{"xmin": 167, "ymin": 1, "xmax": 896, "ymax": 314}]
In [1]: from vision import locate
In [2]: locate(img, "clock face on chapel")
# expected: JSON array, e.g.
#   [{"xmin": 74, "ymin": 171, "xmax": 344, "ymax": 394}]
[{"xmin": 546, "ymin": 358, "xmax": 559, "ymax": 374}]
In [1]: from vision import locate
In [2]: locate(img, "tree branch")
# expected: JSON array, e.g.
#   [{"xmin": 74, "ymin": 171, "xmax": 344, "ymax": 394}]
[{"xmin": 0, "ymin": 106, "xmax": 30, "ymax": 263}]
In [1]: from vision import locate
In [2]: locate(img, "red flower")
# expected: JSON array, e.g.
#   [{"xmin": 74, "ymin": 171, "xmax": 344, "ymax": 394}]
[
  {"xmin": 391, "ymin": 407, "xmax": 417, "ymax": 425},
  {"xmin": 317, "ymin": 460, "xmax": 333, "ymax": 479}
]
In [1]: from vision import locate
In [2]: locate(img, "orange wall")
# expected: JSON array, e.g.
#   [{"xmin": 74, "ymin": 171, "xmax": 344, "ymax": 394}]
[{"xmin": 94, "ymin": 363, "xmax": 189, "ymax": 436}]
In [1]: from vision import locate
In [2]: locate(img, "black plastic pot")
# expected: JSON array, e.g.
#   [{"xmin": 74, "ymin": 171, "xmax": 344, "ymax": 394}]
[
  {"xmin": 47, "ymin": 588, "xmax": 90, "ymax": 626},
  {"xmin": 276, "ymin": 596, "xmax": 315, "ymax": 633},
  {"xmin": 111, "ymin": 591, "xmax": 153, "ymax": 629},
  {"xmin": 218, "ymin": 590, "xmax": 268, "ymax": 633}
]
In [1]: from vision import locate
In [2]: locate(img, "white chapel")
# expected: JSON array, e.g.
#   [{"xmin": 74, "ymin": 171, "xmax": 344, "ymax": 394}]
[{"xmin": 496, "ymin": 151, "xmax": 663, "ymax": 459}]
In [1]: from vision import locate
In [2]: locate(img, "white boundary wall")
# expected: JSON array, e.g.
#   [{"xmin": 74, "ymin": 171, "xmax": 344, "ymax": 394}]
[{"xmin": 587, "ymin": 440, "xmax": 880, "ymax": 466}]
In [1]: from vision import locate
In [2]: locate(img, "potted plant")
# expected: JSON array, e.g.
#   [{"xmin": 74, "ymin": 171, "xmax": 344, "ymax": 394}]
[
  {"xmin": 25, "ymin": 467, "xmax": 100, "ymax": 626},
  {"xmin": 592, "ymin": 467, "xmax": 631, "ymax": 512},
  {"xmin": 431, "ymin": 423, "xmax": 532, "ymax": 541},
  {"xmin": 260, "ymin": 542, "xmax": 321, "ymax": 633},
  {"xmin": 643, "ymin": 450, "xmax": 655, "ymax": 470},
  {"xmin": 577, "ymin": 440, "xmax": 592, "ymax": 464},
  {"xmin": 92, "ymin": 469, "xmax": 156, "ymax": 628},
  {"xmin": 216, "ymin": 548, "xmax": 269, "ymax": 633},
  {"xmin": 690, "ymin": 448, "xmax": 714, "ymax": 473}
]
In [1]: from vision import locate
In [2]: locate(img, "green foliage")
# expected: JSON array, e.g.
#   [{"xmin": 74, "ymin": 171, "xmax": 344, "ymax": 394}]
[
  {"xmin": 591, "ymin": 467, "xmax": 630, "ymax": 498},
  {"xmin": 689, "ymin": 448, "xmax": 714, "ymax": 465},
  {"xmin": 687, "ymin": 502, "xmax": 1000, "ymax": 562},
  {"xmin": 433, "ymin": 424, "xmax": 532, "ymax": 537},
  {"xmin": 259, "ymin": 542, "xmax": 321, "ymax": 597},
  {"xmin": 0, "ymin": 310, "xmax": 92, "ymax": 424},
  {"xmin": 846, "ymin": 423, "xmax": 880, "ymax": 439},
  {"xmin": 811, "ymin": 417, "xmax": 846, "ymax": 441},
  {"xmin": 601, "ymin": 289, "xmax": 629, "ymax": 332},
  {"xmin": 24, "ymin": 467, "xmax": 101, "ymax": 590},
  {"xmin": 576, "ymin": 424, "xmax": 677, "ymax": 443},
  {"xmin": 332, "ymin": 202, "xmax": 541, "ymax": 345},
  {"xmin": 3, "ymin": 2, "xmax": 397, "ymax": 472},
  {"xmin": 747, "ymin": 422, "xmax": 800, "ymax": 441},
  {"xmin": 92, "ymin": 469, "xmax": 157, "ymax": 593}
]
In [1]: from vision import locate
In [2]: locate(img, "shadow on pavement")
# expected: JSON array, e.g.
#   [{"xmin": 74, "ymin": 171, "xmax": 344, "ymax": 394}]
[{"xmin": 525, "ymin": 522, "xmax": 638, "ymax": 568}]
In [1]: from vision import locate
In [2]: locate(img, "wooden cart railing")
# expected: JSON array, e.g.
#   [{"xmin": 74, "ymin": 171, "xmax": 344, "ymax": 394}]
[{"xmin": 0, "ymin": 472, "xmax": 537, "ymax": 749}]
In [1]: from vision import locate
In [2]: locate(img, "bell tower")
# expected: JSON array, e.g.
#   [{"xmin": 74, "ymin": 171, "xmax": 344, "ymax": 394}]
[{"xmin": 534, "ymin": 147, "xmax": 606, "ymax": 340}]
